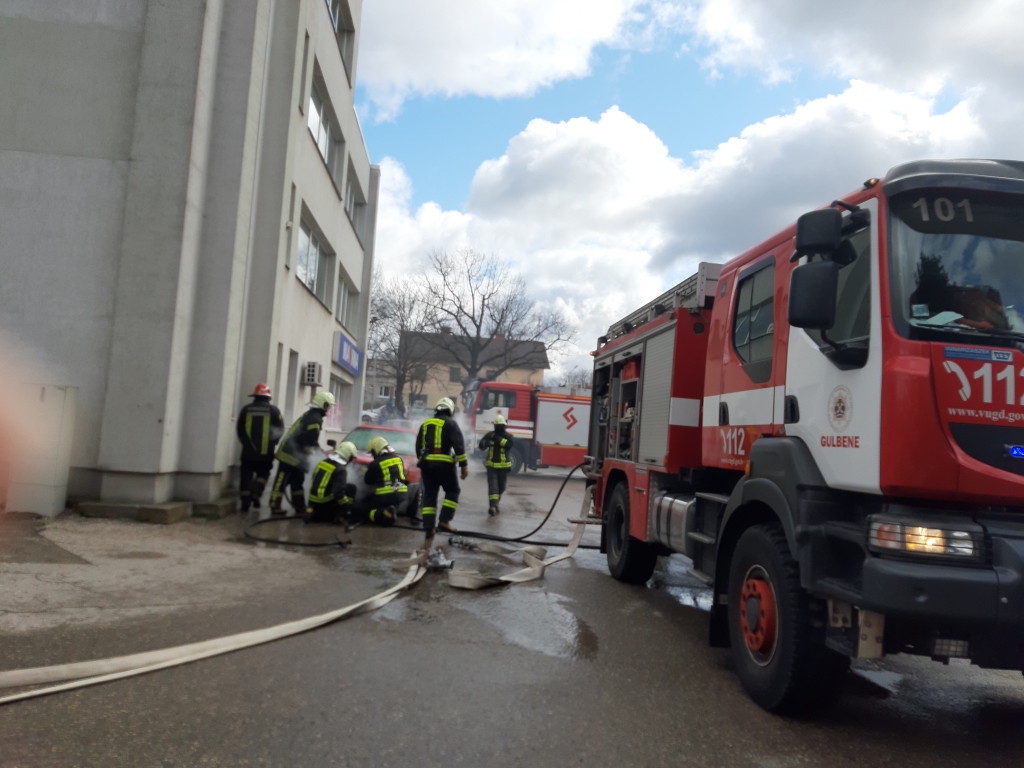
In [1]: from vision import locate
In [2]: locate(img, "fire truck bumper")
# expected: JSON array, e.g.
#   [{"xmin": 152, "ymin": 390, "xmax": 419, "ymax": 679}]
[{"xmin": 857, "ymin": 530, "xmax": 1024, "ymax": 667}]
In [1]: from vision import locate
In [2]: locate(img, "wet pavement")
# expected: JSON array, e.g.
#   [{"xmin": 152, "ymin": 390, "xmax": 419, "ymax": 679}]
[{"xmin": 1, "ymin": 467, "xmax": 1023, "ymax": 766}]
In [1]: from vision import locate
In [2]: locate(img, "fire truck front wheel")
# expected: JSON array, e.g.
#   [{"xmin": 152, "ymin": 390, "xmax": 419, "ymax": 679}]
[
  {"xmin": 605, "ymin": 483, "xmax": 656, "ymax": 584},
  {"xmin": 508, "ymin": 448, "xmax": 524, "ymax": 475},
  {"xmin": 726, "ymin": 522, "xmax": 848, "ymax": 715}
]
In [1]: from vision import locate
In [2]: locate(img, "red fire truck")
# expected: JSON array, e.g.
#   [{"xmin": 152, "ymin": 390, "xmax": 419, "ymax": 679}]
[
  {"xmin": 587, "ymin": 159, "xmax": 1024, "ymax": 714},
  {"xmin": 463, "ymin": 380, "xmax": 591, "ymax": 474}
]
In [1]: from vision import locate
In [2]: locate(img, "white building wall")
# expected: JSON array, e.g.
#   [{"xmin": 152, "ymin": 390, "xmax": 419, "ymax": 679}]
[{"xmin": 0, "ymin": 0, "xmax": 378, "ymax": 507}]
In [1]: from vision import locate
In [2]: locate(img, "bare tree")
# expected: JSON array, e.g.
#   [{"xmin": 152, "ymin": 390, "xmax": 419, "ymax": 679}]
[
  {"xmin": 554, "ymin": 366, "xmax": 593, "ymax": 390},
  {"xmin": 367, "ymin": 272, "xmax": 430, "ymax": 410},
  {"xmin": 417, "ymin": 249, "xmax": 574, "ymax": 389}
]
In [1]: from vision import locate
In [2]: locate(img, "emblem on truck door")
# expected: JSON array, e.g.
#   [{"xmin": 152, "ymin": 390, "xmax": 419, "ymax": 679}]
[{"xmin": 827, "ymin": 386, "xmax": 853, "ymax": 433}]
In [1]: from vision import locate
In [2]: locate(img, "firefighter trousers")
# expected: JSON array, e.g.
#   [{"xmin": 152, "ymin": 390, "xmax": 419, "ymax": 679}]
[
  {"xmin": 420, "ymin": 463, "xmax": 460, "ymax": 535},
  {"xmin": 269, "ymin": 463, "xmax": 306, "ymax": 513},
  {"xmin": 486, "ymin": 467, "xmax": 509, "ymax": 507},
  {"xmin": 307, "ymin": 484, "xmax": 357, "ymax": 524},
  {"xmin": 366, "ymin": 490, "xmax": 403, "ymax": 527},
  {"xmin": 239, "ymin": 459, "xmax": 273, "ymax": 511}
]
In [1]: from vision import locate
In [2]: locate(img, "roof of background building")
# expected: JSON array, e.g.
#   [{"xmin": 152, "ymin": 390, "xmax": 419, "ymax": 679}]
[{"xmin": 399, "ymin": 331, "xmax": 550, "ymax": 370}]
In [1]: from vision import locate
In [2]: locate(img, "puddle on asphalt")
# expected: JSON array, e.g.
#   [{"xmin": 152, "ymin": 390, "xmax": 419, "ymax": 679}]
[
  {"xmin": 450, "ymin": 587, "xmax": 598, "ymax": 660},
  {"xmin": 648, "ymin": 555, "xmax": 714, "ymax": 612}
]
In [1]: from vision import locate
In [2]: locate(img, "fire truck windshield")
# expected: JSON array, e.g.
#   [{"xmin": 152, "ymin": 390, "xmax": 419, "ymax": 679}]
[{"xmin": 889, "ymin": 190, "xmax": 1024, "ymax": 343}]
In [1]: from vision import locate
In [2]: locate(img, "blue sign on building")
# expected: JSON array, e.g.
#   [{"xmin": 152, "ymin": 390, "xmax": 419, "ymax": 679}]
[{"xmin": 333, "ymin": 331, "xmax": 362, "ymax": 377}]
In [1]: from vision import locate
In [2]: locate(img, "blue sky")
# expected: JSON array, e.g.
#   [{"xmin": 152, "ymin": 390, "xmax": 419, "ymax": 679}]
[
  {"xmin": 358, "ymin": 45, "xmax": 848, "ymax": 211},
  {"xmin": 355, "ymin": 0, "xmax": 1022, "ymax": 375}
]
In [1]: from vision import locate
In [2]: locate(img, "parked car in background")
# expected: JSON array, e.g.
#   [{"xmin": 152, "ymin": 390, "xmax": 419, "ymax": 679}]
[{"xmin": 342, "ymin": 424, "xmax": 421, "ymax": 516}]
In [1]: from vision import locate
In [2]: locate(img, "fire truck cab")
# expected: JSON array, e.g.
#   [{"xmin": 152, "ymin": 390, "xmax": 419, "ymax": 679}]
[{"xmin": 588, "ymin": 159, "xmax": 1024, "ymax": 714}]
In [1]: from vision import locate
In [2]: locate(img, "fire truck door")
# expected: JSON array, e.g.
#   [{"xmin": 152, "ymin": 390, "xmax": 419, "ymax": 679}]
[
  {"xmin": 784, "ymin": 198, "xmax": 882, "ymax": 493},
  {"xmin": 714, "ymin": 256, "xmax": 781, "ymax": 468}
]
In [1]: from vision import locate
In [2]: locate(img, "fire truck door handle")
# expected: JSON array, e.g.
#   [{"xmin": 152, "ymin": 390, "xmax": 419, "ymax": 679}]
[
  {"xmin": 718, "ymin": 402, "xmax": 729, "ymax": 426},
  {"xmin": 784, "ymin": 395, "xmax": 800, "ymax": 424}
]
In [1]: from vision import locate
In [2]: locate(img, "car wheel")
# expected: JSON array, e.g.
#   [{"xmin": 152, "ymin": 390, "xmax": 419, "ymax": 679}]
[
  {"xmin": 727, "ymin": 522, "xmax": 849, "ymax": 715},
  {"xmin": 604, "ymin": 483, "xmax": 656, "ymax": 584}
]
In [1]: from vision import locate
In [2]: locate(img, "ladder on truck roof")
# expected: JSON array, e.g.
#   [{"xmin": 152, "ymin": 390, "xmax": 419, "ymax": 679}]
[{"xmin": 605, "ymin": 262, "xmax": 721, "ymax": 339}]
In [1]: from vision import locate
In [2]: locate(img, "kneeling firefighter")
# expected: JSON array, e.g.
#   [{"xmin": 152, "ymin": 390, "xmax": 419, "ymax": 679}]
[
  {"xmin": 362, "ymin": 436, "xmax": 406, "ymax": 526},
  {"xmin": 478, "ymin": 413, "xmax": 514, "ymax": 516},
  {"xmin": 306, "ymin": 441, "xmax": 358, "ymax": 524},
  {"xmin": 416, "ymin": 397, "xmax": 468, "ymax": 544},
  {"xmin": 269, "ymin": 391, "xmax": 335, "ymax": 517}
]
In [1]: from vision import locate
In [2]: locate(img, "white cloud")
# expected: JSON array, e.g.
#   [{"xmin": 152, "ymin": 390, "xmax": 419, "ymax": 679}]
[
  {"xmin": 679, "ymin": 0, "xmax": 1024, "ymax": 94},
  {"xmin": 375, "ymin": 80, "xmax": 1021, "ymax": 377},
  {"xmin": 358, "ymin": 0, "xmax": 646, "ymax": 119}
]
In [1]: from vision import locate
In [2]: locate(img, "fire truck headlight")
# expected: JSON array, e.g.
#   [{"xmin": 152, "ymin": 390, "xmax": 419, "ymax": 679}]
[{"xmin": 869, "ymin": 518, "xmax": 979, "ymax": 559}]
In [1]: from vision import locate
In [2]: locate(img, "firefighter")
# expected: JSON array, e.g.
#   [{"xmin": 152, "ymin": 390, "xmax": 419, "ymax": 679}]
[
  {"xmin": 236, "ymin": 383, "xmax": 285, "ymax": 513},
  {"xmin": 269, "ymin": 391, "xmax": 335, "ymax": 517},
  {"xmin": 362, "ymin": 436, "xmax": 406, "ymax": 526},
  {"xmin": 306, "ymin": 441, "xmax": 358, "ymax": 524},
  {"xmin": 416, "ymin": 397, "xmax": 468, "ymax": 545},
  {"xmin": 478, "ymin": 413, "xmax": 514, "ymax": 516}
]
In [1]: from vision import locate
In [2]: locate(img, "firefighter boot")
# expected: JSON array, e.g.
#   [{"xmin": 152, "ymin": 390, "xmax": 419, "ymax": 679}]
[{"xmin": 438, "ymin": 520, "xmax": 457, "ymax": 534}]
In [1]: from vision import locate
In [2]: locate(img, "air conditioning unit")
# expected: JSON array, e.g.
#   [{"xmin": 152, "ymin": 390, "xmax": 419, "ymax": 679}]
[{"xmin": 303, "ymin": 361, "xmax": 323, "ymax": 387}]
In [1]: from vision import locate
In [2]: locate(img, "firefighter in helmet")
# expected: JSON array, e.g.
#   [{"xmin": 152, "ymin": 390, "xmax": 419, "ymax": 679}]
[
  {"xmin": 306, "ymin": 440, "xmax": 359, "ymax": 524},
  {"xmin": 269, "ymin": 391, "xmax": 335, "ymax": 517},
  {"xmin": 478, "ymin": 413, "xmax": 514, "ymax": 516},
  {"xmin": 362, "ymin": 436, "xmax": 406, "ymax": 526},
  {"xmin": 415, "ymin": 397, "xmax": 468, "ymax": 545},
  {"xmin": 236, "ymin": 383, "xmax": 285, "ymax": 513}
]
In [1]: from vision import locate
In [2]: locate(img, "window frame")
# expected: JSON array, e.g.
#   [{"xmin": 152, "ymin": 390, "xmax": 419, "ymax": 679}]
[
  {"xmin": 731, "ymin": 257, "xmax": 776, "ymax": 384},
  {"xmin": 295, "ymin": 216, "xmax": 334, "ymax": 310},
  {"xmin": 326, "ymin": 0, "xmax": 356, "ymax": 82},
  {"xmin": 307, "ymin": 72, "xmax": 346, "ymax": 191}
]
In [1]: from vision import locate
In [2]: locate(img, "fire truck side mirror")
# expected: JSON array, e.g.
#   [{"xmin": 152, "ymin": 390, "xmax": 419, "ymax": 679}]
[
  {"xmin": 794, "ymin": 208, "xmax": 842, "ymax": 257},
  {"xmin": 789, "ymin": 260, "xmax": 838, "ymax": 330}
]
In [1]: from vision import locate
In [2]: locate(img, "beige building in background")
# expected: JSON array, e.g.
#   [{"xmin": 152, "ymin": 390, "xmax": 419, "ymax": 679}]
[{"xmin": 0, "ymin": 0, "xmax": 378, "ymax": 508}]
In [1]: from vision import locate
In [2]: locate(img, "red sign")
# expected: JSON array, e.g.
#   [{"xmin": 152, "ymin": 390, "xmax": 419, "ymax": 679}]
[{"xmin": 563, "ymin": 407, "xmax": 578, "ymax": 429}]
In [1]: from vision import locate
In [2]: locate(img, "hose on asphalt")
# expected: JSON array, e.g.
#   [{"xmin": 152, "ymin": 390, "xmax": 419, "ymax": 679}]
[{"xmin": 244, "ymin": 464, "xmax": 602, "ymax": 550}]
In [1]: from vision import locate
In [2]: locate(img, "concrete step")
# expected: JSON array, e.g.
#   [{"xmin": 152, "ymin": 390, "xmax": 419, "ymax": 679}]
[
  {"xmin": 193, "ymin": 497, "xmax": 237, "ymax": 519},
  {"xmin": 77, "ymin": 501, "xmax": 193, "ymax": 525}
]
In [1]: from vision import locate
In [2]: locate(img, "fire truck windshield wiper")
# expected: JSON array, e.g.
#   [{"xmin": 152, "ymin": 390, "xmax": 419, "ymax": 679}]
[{"xmin": 909, "ymin": 320, "xmax": 1024, "ymax": 344}]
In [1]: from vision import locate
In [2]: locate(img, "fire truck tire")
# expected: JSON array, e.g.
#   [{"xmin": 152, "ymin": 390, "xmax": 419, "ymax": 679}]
[
  {"xmin": 726, "ymin": 522, "xmax": 848, "ymax": 716},
  {"xmin": 508, "ymin": 448, "xmax": 524, "ymax": 475},
  {"xmin": 605, "ymin": 483, "xmax": 656, "ymax": 584}
]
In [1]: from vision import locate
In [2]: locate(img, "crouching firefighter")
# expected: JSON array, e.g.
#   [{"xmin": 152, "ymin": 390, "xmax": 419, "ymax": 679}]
[
  {"xmin": 416, "ymin": 397, "xmax": 468, "ymax": 544},
  {"xmin": 269, "ymin": 391, "xmax": 335, "ymax": 517},
  {"xmin": 306, "ymin": 441, "xmax": 359, "ymax": 524},
  {"xmin": 236, "ymin": 383, "xmax": 284, "ymax": 513},
  {"xmin": 362, "ymin": 436, "xmax": 406, "ymax": 527},
  {"xmin": 478, "ymin": 413, "xmax": 514, "ymax": 516}
]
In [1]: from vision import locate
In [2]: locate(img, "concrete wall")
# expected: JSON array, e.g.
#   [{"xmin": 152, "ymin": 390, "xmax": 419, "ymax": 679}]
[
  {"xmin": 0, "ymin": 1, "xmax": 147, "ymax": 498},
  {"xmin": 1, "ymin": 0, "xmax": 377, "ymax": 506}
]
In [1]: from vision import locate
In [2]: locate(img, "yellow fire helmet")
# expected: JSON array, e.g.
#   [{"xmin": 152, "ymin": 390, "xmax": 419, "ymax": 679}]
[
  {"xmin": 336, "ymin": 441, "xmax": 358, "ymax": 462},
  {"xmin": 312, "ymin": 391, "xmax": 335, "ymax": 410},
  {"xmin": 436, "ymin": 397, "xmax": 455, "ymax": 414},
  {"xmin": 367, "ymin": 436, "xmax": 389, "ymax": 455},
  {"xmin": 492, "ymin": 413, "xmax": 507, "ymax": 426}
]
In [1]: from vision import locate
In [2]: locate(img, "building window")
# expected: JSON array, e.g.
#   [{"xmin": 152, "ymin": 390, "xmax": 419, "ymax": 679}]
[
  {"xmin": 345, "ymin": 163, "xmax": 367, "ymax": 242},
  {"xmin": 413, "ymin": 364, "xmax": 428, "ymax": 381},
  {"xmin": 336, "ymin": 277, "xmax": 358, "ymax": 329},
  {"xmin": 449, "ymin": 367, "xmax": 462, "ymax": 383},
  {"xmin": 296, "ymin": 219, "xmax": 333, "ymax": 306},
  {"xmin": 378, "ymin": 385, "xmax": 392, "ymax": 398},
  {"xmin": 324, "ymin": 376, "xmax": 347, "ymax": 430},
  {"xmin": 307, "ymin": 74, "xmax": 345, "ymax": 185},
  {"xmin": 732, "ymin": 262, "xmax": 775, "ymax": 383},
  {"xmin": 485, "ymin": 369, "xmax": 499, "ymax": 380},
  {"xmin": 327, "ymin": 0, "xmax": 356, "ymax": 79}
]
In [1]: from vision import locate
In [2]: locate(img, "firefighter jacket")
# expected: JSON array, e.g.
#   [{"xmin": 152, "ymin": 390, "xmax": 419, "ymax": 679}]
[
  {"xmin": 236, "ymin": 397, "xmax": 284, "ymax": 461},
  {"xmin": 478, "ymin": 428, "xmax": 514, "ymax": 469},
  {"xmin": 275, "ymin": 407, "xmax": 325, "ymax": 466},
  {"xmin": 416, "ymin": 414, "xmax": 468, "ymax": 467},
  {"xmin": 309, "ymin": 457, "xmax": 351, "ymax": 504},
  {"xmin": 364, "ymin": 448, "xmax": 408, "ymax": 496}
]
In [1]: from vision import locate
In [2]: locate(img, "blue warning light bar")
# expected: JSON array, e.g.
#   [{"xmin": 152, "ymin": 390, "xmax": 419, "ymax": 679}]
[{"xmin": 1009, "ymin": 446, "xmax": 1024, "ymax": 459}]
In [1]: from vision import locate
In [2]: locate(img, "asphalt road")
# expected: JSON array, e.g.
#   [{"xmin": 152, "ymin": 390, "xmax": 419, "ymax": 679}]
[{"xmin": 2, "ymin": 467, "xmax": 1023, "ymax": 767}]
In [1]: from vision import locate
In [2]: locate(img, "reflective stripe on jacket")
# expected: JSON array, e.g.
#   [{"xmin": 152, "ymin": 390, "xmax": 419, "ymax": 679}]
[
  {"xmin": 416, "ymin": 415, "xmax": 467, "ymax": 466},
  {"xmin": 480, "ymin": 430, "xmax": 514, "ymax": 469}
]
